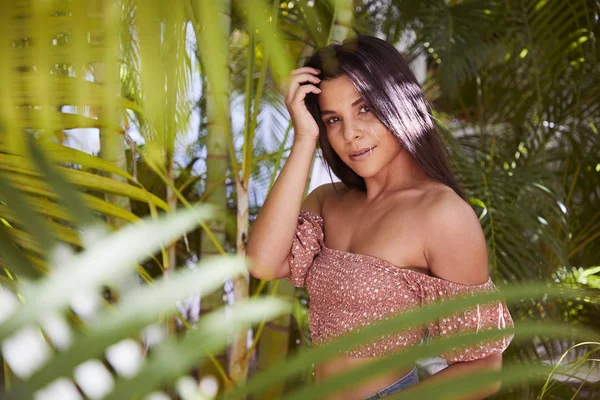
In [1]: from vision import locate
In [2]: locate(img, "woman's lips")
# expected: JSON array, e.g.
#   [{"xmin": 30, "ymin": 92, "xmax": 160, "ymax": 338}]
[{"xmin": 349, "ymin": 146, "xmax": 376, "ymax": 161}]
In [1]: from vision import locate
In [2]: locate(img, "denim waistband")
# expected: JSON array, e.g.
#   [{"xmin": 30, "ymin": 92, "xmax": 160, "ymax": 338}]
[{"xmin": 363, "ymin": 366, "xmax": 419, "ymax": 399}]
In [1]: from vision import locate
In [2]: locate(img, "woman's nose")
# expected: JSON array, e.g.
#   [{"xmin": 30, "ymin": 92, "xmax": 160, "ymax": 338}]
[{"xmin": 342, "ymin": 120, "xmax": 363, "ymax": 142}]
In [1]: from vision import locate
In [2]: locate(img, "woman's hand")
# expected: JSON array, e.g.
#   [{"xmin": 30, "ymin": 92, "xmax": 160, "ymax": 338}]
[{"xmin": 283, "ymin": 67, "xmax": 322, "ymax": 143}]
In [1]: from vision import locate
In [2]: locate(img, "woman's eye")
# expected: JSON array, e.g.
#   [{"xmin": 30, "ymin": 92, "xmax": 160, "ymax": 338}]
[{"xmin": 325, "ymin": 106, "xmax": 369, "ymax": 125}]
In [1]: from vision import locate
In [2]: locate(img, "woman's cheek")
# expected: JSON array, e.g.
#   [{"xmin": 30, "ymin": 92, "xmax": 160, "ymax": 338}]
[{"xmin": 326, "ymin": 128, "xmax": 341, "ymax": 147}]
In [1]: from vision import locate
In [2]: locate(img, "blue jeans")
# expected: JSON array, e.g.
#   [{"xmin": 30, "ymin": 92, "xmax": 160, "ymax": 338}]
[{"xmin": 363, "ymin": 367, "xmax": 419, "ymax": 399}]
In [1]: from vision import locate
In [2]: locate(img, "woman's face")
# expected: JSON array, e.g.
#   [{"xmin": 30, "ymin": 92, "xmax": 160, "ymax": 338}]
[{"xmin": 317, "ymin": 74, "xmax": 403, "ymax": 179}]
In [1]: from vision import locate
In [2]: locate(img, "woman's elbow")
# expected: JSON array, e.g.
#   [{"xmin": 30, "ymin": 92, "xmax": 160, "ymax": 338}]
[
  {"xmin": 246, "ymin": 254, "xmax": 289, "ymax": 281},
  {"xmin": 246, "ymin": 254, "xmax": 268, "ymax": 280}
]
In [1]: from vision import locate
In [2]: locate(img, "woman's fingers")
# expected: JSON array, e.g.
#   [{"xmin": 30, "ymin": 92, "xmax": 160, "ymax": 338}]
[
  {"xmin": 292, "ymin": 83, "xmax": 321, "ymax": 104},
  {"xmin": 291, "ymin": 67, "xmax": 321, "ymax": 76},
  {"xmin": 282, "ymin": 67, "xmax": 322, "ymax": 141},
  {"xmin": 284, "ymin": 67, "xmax": 320, "ymax": 92},
  {"xmin": 284, "ymin": 72, "xmax": 321, "ymax": 105}
]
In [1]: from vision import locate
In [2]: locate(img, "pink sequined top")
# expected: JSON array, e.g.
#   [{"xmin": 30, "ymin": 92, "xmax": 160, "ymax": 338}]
[{"xmin": 286, "ymin": 210, "xmax": 514, "ymax": 361}]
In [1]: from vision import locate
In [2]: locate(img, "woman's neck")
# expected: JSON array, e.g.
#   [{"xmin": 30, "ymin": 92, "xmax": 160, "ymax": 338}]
[{"xmin": 362, "ymin": 150, "xmax": 432, "ymax": 203}]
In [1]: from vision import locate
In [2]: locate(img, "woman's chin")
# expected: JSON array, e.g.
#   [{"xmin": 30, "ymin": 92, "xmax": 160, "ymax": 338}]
[
  {"xmin": 349, "ymin": 166, "xmax": 378, "ymax": 179},
  {"xmin": 342, "ymin": 158, "xmax": 379, "ymax": 179}
]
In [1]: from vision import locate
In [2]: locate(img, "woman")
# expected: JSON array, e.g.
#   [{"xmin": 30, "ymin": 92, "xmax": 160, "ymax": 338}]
[{"xmin": 246, "ymin": 35, "xmax": 514, "ymax": 400}]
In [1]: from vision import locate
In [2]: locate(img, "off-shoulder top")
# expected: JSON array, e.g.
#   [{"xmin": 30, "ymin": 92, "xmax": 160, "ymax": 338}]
[{"xmin": 287, "ymin": 210, "xmax": 514, "ymax": 361}]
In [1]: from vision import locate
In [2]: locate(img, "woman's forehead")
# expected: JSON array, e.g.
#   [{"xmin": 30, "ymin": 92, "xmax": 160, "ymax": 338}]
[{"xmin": 318, "ymin": 75, "xmax": 361, "ymax": 110}]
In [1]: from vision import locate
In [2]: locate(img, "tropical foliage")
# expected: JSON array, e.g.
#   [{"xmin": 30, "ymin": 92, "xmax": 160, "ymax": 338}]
[{"xmin": 0, "ymin": 0, "xmax": 598, "ymax": 399}]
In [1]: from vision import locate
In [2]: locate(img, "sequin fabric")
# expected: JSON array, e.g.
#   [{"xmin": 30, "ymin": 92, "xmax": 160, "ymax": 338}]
[{"xmin": 287, "ymin": 209, "xmax": 514, "ymax": 361}]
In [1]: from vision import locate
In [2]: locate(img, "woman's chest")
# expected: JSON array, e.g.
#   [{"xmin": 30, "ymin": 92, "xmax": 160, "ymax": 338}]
[
  {"xmin": 321, "ymin": 199, "xmax": 428, "ymax": 269},
  {"xmin": 305, "ymin": 254, "xmax": 421, "ymax": 311}
]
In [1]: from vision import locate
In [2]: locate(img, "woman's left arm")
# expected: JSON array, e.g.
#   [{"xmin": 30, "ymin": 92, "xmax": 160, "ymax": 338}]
[
  {"xmin": 418, "ymin": 191, "xmax": 506, "ymax": 398},
  {"xmin": 410, "ymin": 353, "xmax": 503, "ymax": 399}
]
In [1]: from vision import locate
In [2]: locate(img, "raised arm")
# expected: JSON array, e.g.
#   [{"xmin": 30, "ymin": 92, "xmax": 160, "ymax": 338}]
[{"xmin": 246, "ymin": 67, "xmax": 323, "ymax": 281}]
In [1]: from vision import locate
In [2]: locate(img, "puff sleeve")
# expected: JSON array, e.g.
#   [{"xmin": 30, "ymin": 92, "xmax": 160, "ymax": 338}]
[
  {"xmin": 286, "ymin": 210, "xmax": 325, "ymax": 288},
  {"xmin": 421, "ymin": 277, "xmax": 514, "ymax": 363}
]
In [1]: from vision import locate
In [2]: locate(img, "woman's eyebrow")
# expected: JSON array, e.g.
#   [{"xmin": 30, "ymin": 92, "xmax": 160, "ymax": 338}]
[{"xmin": 321, "ymin": 97, "xmax": 364, "ymax": 116}]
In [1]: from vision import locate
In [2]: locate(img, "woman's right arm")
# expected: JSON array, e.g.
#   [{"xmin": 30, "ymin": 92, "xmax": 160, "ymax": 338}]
[{"xmin": 246, "ymin": 67, "xmax": 323, "ymax": 281}]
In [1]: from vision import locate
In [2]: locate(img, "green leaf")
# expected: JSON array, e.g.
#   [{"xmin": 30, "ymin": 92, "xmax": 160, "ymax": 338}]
[
  {"xmin": 28, "ymin": 255, "xmax": 248, "ymax": 389},
  {"xmin": 0, "ymin": 204, "xmax": 215, "ymax": 340},
  {"xmin": 105, "ymin": 298, "xmax": 292, "ymax": 400},
  {"xmin": 0, "ymin": 156, "xmax": 167, "ymax": 211},
  {"xmin": 25, "ymin": 135, "xmax": 100, "ymax": 233},
  {"xmin": 0, "ymin": 171, "xmax": 56, "ymax": 257},
  {"xmin": 282, "ymin": 323, "xmax": 584, "ymax": 400},
  {"xmin": 388, "ymin": 363, "xmax": 557, "ymax": 399},
  {"xmin": 3, "ymin": 176, "xmax": 140, "ymax": 222},
  {"xmin": 0, "ymin": 225, "xmax": 39, "ymax": 279}
]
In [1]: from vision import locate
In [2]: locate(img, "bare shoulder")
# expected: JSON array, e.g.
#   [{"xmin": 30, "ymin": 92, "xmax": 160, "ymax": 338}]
[
  {"xmin": 421, "ymin": 185, "xmax": 490, "ymax": 285},
  {"xmin": 422, "ymin": 185, "xmax": 476, "ymax": 226},
  {"xmin": 301, "ymin": 182, "xmax": 348, "ymax": 215}
]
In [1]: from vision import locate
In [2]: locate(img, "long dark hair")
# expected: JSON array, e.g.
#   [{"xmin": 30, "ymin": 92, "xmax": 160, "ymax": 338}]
[{"xmin": 303, "ymin": 35, "xmax": 465, "ymax": 200}]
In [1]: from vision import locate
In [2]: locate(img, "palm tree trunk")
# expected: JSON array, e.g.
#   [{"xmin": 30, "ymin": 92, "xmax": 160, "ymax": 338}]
[
  {"xmin": 91, "ymin": 1, "xmax": 131, "ymax": 229},
  {"xmin": 99, "ymin": 127, "xmax": 131, "ymax": 230},
  {"xmin": 196, "ymin": 0, "xmax": 233, "ymax": 390},
  {"xmin": 228, "ymin": 176, "xmax": 250, "ymax": 385},
  {"xmin": 166, "ymin": 157, "xmax": 177, "ymax": 271},
  {"xmin": 165, "ymin": 154, "xmax": 178, "ymax": 337},
  {"xmin": 227, "ymin": 17, "xmax": 259, "ymax": 387}
]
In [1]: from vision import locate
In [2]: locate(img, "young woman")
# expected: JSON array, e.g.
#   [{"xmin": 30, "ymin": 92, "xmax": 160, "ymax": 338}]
[{"xmin": 246, "ymin": 35, "xmax": 514, "ymax": 400}]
